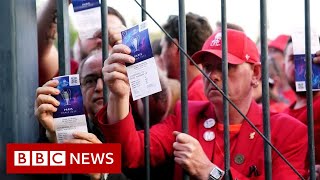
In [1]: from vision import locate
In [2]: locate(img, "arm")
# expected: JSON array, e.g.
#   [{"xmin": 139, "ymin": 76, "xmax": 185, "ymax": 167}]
[{"xmin": 37, "ymin": 0, "xmax": 59, "ymax": 85}]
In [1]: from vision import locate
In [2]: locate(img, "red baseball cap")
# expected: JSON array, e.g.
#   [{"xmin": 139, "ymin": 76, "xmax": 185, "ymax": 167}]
[
  {"xmin": 192, "ymin": 29, "xmax": 260, "ymax": 65},
  {"xmin": 268, "ymin": 34, "xmax": 290, "ymax": 53}
]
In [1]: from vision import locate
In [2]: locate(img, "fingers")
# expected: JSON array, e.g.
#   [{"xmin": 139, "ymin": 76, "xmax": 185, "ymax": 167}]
[
  {"xmin": 64, "ymin": 139, "xmax": 92, "ymax": 144},
  {"xmin": 35, "ymin": 104, "xmax": 56, "ymax": 132},
  {"xmin": 106, "ymin": 44, "xmax": 134, "ymax": 64},
  {"xmin": 314, "ymin": 50, "xmax": 320, "ymax": 64},
  {"xmin": 106, "ymin": 52, "xmax": 135, "ymax": 66},
  {"xmin": 72, "ymin": 132, "xmax": 102, "ymax": 144},
  {"xmin": 104, "ymin": 62, "xmax": 127, "ymax": 75},
  {"xmin": 43, "ymin": 79, "xmax": 59, "ymax": 88},
  {"xmin": 173, "ymin": 149, "xmax": 191, "ymax": 159},
  {"xmin": 108, "ymin": 25, "xmax": 126, "ymax": 46},
  {"xmin": 36, "ymin": 94, "xmax": 60, "ymax": 108},
  {"xmin": 314, "ymin": 56, "xmax": 320, "ymax": 64},
  {"xmin": 36, "ymin": 81, "xmax": 60, "ymax": 97},
  {"xmin": 173, "ymin": 131, "xmax": 194, "ymax": 144},
  {"xmin": 89, "ymin": 173, "xmax": 102, "ymax": 180}
]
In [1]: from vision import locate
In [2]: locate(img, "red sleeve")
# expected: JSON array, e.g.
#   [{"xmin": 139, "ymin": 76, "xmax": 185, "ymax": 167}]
[
  {"xmin": 70, "ymin": 59, "xmax": 79, "ymax": 74},
  {"xmin": 271, "ymin": 114, "xmax": 309, "ymax": 179},
  {"xmin": 96, "ymin": 105, "xmax": 177, "ymax": 168}
]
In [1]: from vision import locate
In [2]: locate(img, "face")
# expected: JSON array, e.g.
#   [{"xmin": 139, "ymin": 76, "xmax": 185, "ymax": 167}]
[
  {"xmin": 202, "ymin": 54, "xmax": 257, "ymax": 106},
  {"xmin": 160, "ymin": 36, "xmax": 180, "ymax": 80},
  {"xmin": 284, "ymin": 43, "xmax": 296, "ymax": 90},
  {"xmin": 79, "ymin": 15, "xmax": 124, "ymax": 58},
  {"xmin": 268, "ymin": 47, "xmax": 285, "ymax": 67},
  {"xmin": 80, "ymin": 55, "xmax": 104, "ymax": 119}
]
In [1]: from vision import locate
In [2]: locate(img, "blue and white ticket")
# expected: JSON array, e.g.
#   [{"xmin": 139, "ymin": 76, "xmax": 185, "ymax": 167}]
[
  {"xmin": 53, "ymin": 74, "xmax": 88, "ymax": 143},
  {"xmin": 121, "ymin": 21, "xmax": 162, "ymax": 100},
  {"xmin": 292, "ymin": 28, "xmax": 320, "ymax": 92},
  {"xmin": 71, "ymin": 0, "xmax": 101, "ymax": 40}
]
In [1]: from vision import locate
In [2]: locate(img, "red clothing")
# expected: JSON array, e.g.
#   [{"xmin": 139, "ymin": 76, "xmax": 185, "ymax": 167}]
[
  {"xmin": 284, "ymin": 95, "xmax": 320, "ymax": 164},
  {"xmin": 39, "ymin": 59, "xmax": 79, "ymax": 86},
  {"xmin": 188, "ymin": 75, "xmax": 208, "ymax": 101},
  {"xmin": 97, "ymin": 101, "xmax": 308, "ymax": 179},
  {"xmin": 282, "ymin": 89, "xmax": 297, "ymax": 105},
  {"xmin": 270, "ymin": 99, "xmax": 289, "ymax": 113}
]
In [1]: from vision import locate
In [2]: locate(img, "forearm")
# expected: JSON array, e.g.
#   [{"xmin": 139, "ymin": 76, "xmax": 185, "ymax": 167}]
[
  {"xmin": 37, "ymin": 0, "xmax": 57, "ymax": 58},
  {"xmin": 107, "ymin": 93, "xmax": 130, "ymax": 124},
  {"xmin": 46, "ymin": 130, "xmax": 57, "ymax": 143}
]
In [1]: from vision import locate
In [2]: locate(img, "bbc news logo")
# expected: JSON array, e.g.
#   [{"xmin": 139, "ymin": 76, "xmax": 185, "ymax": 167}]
[
  {"xmin": 7, "ymin": 144, "xmax": 121, "ymax": 174},
  {"xmin": 14, "ymin": 151, "xmax": 66, "ymax": 166}
]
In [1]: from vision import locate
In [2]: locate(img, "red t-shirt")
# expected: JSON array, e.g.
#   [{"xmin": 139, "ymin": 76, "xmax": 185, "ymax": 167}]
[
  {"xmin": 187, "ymin": 74, "xmax": 208, "ymax": 101},
  {"xmin": 282, "ymin": 89, "xmax": 297, "ymax": 105},
  {"xmin": 270, "ymin": 99, "xmax": 289, "ymax": 113},
  {"xmin": 283, "ymin": 95, "xmax": 320, "ymax": 164}
]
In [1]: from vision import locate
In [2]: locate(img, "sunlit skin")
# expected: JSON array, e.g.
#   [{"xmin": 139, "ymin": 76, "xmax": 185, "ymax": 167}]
[
  {"xmin": 79, "ymin": 15, "xmax": 124, "ymax": 57},
  {"xmin": 160, "ymin": 36, "xmax": 180, "ymax": 80},
  {"xmin": 80, "ymin": 55, "xmax": 104, "ymax": 120},
  {"xmin": 201, "ymin": 53, "xmax": 261, "ymax": 124},
  {"xmin": 284, "ymin": 43, "xmax": 296, "ymax": 90}
]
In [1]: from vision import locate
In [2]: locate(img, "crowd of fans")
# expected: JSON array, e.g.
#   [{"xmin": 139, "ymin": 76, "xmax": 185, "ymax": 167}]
[{"xmin": 34, "ymin": 1, "xmax": 320, "ymax": 179}]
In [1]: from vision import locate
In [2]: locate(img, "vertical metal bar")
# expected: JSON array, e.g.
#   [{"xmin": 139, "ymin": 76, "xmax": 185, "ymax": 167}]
[
  {"xmin": 57, "ymin": 1, "xmax": 71, "ymax": 180},
  {"xmin": 304, "ymin": 0, "xmax": 316, "ymax": 179},
  {"xmin": 141, "ymin": 0, "xmax": 150, "ymax": 180},
  {"xmin": 220, "ymin": 0, "xmax": 230, "ymax": 179},
  {"xmin": 0, "ymin": 1, "xmax": 39, "ymax": 178},
  {"xmin": 57, "ymin": 0, "xmax": 70, "ymax": 75},
  {"xmin": 178, "ymin": 0, "xmax": 189, "ymax": 180},
  {"xmin": 100, "ymin": 0, "xmax": 109, "ymax": 103},
  {"xmin": 260, "ymin": 0, "xmax": 272, "ymax": 179}
]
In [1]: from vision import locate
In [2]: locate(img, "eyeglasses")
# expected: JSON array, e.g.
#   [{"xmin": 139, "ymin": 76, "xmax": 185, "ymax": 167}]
[{"xmin": 81, "ymin": 74, "xmax": 102, "ymax": 88}]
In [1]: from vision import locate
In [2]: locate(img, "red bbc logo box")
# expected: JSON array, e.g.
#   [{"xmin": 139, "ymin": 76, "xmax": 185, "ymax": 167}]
[{"xmin": 7, "ymin": 143, "xmax": 121, "ymax": 174}]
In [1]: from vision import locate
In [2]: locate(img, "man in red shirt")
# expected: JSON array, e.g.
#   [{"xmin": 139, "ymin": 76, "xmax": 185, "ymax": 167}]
[
  {"xmin": 88, "ymin": 29, "xmax": 308, "ymax": 179},
  {"xmin": 160, "ymin": 13, "xmax": 212, "ymax": 101},
  {"xmin": 283, "ymin": 38, "xmax": 320, "ymax": 167}
]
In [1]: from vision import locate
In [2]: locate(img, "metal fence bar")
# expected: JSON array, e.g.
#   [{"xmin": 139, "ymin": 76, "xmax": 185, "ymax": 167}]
[
  {"xmin": 141, "ymin": 0, "xmax": 151, "ymax": 180},
  {"xmin": 100, "ymin": 0, "xmax": 109, "ymax": 103},
  {"xmin": 304, "ymin": 0, "xmax": 316, "ymax": 179},
  {"xmin": 57, "ymin": 1, "xmax": 71, "ymax": 180},
  {"xmin": 178, "ymin": 0, "xmax": 189, "ymax": 180},
  {"xmin": 260, "ymin": 0, "xmax": 272, "ymax": 179},
  {"xmin": 133, "ymin": 1, "xmax": 304, "ymax": 178},
  {"xmin": 57, "ymin": 0, "xmax": 70, "ymax": 75},
  {"xmin": 220, "ymin": 0, "xmax": 230, "ymax": 179}
]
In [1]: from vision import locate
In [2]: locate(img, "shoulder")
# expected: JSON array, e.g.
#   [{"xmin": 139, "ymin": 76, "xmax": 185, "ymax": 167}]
[
  {"xmin": 271, "ymin": 112, "xmax": 306, "ymax": 128},
  {"xmin": 270, "ymin": 112, "xmax": 307, "ymax": 137}
]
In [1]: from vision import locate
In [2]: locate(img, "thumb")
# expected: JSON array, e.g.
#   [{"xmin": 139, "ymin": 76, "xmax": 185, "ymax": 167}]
[
  {"xmin": 173, "ymin": 131, "xmax": 193, "ymax": 144},
  {"xmin": 173, "ymin": 131, "xmax": 180, "ymax": 137}
]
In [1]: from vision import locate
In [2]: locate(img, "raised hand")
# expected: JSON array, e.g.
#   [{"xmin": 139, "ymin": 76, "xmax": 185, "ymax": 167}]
[
  {"xmin": 313, "ymin": 50, "xmax": 320, "ymax": 64},
  {"xmin": 34, "ymin": 79, "xmax": 60, "ymax": 141},
  {"xmin": 103, "ymin": 44, "xmax": 134, "ymax": 98}
]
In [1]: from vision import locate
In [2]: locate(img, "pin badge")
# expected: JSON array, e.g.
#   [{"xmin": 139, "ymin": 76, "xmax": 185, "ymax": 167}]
[
  {"xmin": 234, "ymin": 154, "xmax": 245, "ymax": 165},
  {"xmin": 203, "ymin": 130, "xmax": 215, "ymax": 141},
  {"xmin": 203, "ymin": 118, "xmax": 216, "ymax": 128},
  {"xmin": 249, "ymin": 132, "xmax": 255, "ymax": 140}
]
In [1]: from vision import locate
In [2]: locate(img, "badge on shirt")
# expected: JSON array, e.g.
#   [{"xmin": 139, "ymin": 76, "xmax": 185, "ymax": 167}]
[
  {"xmin": 203, "ymin": 130, "xmax": 215, "ymax": 141},
  {"xmin": 204, "ymin": 118, "xmax": 216, "ymax": 129}
]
